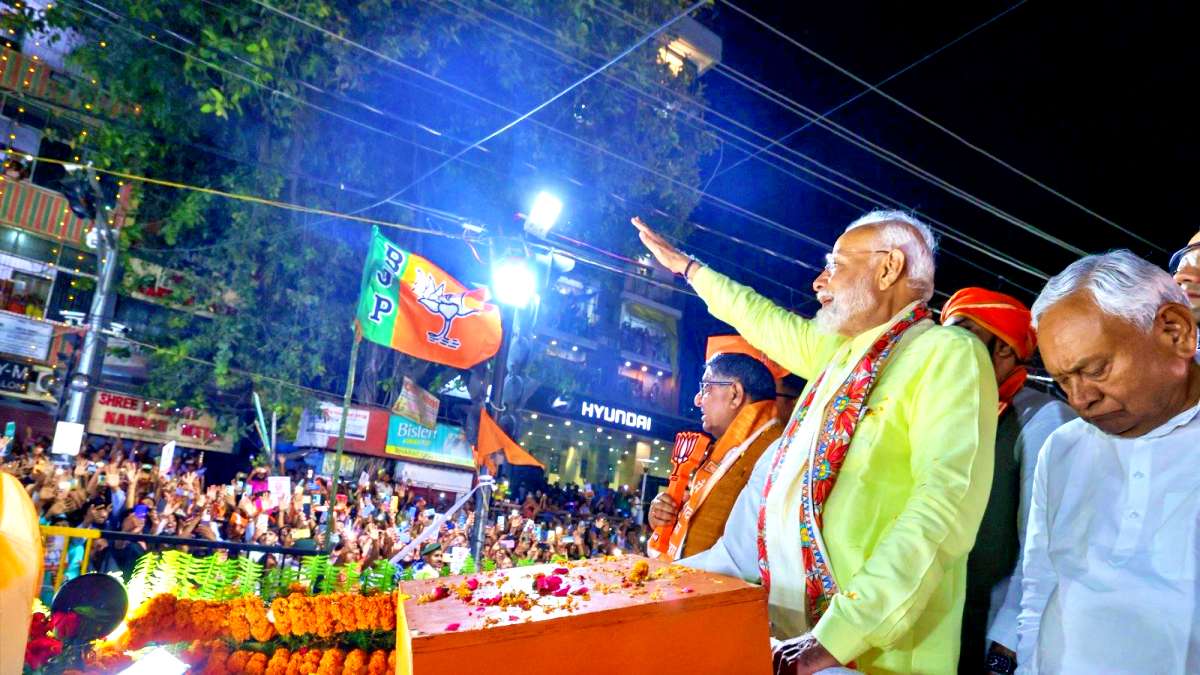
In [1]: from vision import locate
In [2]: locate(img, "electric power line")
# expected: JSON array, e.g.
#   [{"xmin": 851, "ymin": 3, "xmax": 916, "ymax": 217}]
[
  {"xmin": 580, "ymin": 0, "xmax": 1051, "ymax": 283},
  {"xmin": 701, "ymin": 0, "xmax": 1030, "ymax": 180},
  {"xmin": 437, "ymin": 0, "xmax": 1048, "ymax": 288},
  {"xmin": 718, "ymin": 0, "xmax": 1164, "ymax": 253},
  {"xmin": 249, "ymin": 0, "xmax": 708, "ymax": 216}
]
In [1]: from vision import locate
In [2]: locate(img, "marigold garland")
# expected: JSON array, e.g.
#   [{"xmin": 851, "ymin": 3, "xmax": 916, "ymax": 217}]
[
  {"xmin": 115, "ymin": 591, "xmax": 398, "ymax": 651},
  {"xmin": 162, "ymin": 645, "xmax": 398, "ymax": 674}
]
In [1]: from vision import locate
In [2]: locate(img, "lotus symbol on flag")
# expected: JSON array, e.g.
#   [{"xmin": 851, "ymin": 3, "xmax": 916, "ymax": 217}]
[{"xmin": 413, "ymin": 268, "xmax": 479, "ymax": 349}]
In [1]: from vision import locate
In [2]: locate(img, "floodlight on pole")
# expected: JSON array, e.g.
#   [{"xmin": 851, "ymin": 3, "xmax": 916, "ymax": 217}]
[
  {"xmin": 492, "ymin": 257, "xmax": 537, "ymax": 308},
  {"xmin": 524, "ymin": 191, "xmax": 563, "ymax": 238}
]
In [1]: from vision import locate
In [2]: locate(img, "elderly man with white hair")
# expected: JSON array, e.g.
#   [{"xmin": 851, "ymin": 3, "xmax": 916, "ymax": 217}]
[
  {"xmin": 633, "ymin": 211, "xmax": 997, "ymax": 675},
  {"xmin": 1017, "ymin": 250, "xmax": 1200, "ymax": 674}
]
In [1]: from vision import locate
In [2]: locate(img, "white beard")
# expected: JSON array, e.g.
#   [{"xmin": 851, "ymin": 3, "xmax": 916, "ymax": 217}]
[{"xmin": 814, "ymin": 275, "xmax": 875, "ymax": 335}]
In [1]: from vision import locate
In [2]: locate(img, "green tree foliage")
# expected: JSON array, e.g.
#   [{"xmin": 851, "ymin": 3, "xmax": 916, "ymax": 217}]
[{"xmin": 16, "ymin": 0, "xmax": 715, "ymax": 429}]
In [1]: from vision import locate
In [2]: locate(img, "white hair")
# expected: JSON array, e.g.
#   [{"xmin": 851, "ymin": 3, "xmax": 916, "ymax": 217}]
[
  {"xmin": 1031, "ymin": 250, "xmax": 1188, "ymax": 331},
  {"xmin": 844, "ymin": 209, "xmax": 938, "ymax": 301}
]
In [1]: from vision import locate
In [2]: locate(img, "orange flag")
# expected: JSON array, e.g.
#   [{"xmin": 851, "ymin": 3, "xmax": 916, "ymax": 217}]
[
  {"xmin": 474, "ymin": 409, "xmax": 544, "ymax": 474},
  {"xmin": 356, "ymin": 226, "xmax": 502, "ymax": 369}
]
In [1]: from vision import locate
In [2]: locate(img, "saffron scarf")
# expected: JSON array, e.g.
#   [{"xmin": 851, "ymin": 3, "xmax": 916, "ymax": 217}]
[
  {"xmin": 664, "ymin": 400, "xmax": 779, "ymax": 559},
  {"xmin": 756, "ymin": 304, "xmax": 931, "ymax": 626}
]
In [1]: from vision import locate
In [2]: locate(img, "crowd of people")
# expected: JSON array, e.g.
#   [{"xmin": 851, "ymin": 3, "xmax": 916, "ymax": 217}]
[{"xmin": 0, "ymin": 433, "xmax": 650, "ymax": 597}]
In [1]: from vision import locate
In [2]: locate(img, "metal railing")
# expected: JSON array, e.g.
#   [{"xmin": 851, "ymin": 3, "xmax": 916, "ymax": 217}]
[{"xmin": 40, "ymin": 525, "xmax": 329, "ymax": 595}]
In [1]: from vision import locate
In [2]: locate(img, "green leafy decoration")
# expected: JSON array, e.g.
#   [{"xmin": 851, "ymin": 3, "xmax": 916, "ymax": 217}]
[
  {"xmin": 362, "ymin": 560, "xmax": 397, "ymax": 594},
  {"xmin": 299, "ymin": 554, "xmax": 329, "ymax": 591},
  {"xmin": 482, "ymin": 559, "xmax": 497, "ymax": 573},
  {"xmin": 126, "ymin": 552, "xmax": 161, "ymax": 609},
  {"xmin": 188, "ymin": 554, "xmax": 218, "ymax": 600},
  {"xmin": 318, "ymin": 564, "xmax": 340, "ymax": 596},
  {"xmin": 261, "ymin": 567, "xmax": 284, "ymax": 601},
  {"xmin": 234, "ymin": 556, "xmax": 264, "ymax": 597},
  {"xmin": 337, "ymin": 565, "xmax": 361, "ymax": 594}
]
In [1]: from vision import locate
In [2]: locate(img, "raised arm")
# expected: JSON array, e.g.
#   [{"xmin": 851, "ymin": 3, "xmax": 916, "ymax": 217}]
[{"xmin": 633, "ymin": 216, "xmax": 842, "ymax": 378}]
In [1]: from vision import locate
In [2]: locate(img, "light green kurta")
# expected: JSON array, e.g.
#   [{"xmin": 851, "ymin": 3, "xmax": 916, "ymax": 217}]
[{"xmin": 691, "ymin": 266, "xmax": 997, "ymax": 675}]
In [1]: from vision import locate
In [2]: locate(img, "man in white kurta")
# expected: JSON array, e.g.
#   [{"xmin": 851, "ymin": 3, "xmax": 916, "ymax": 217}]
[{"xmin": 1018, "ymin": 251, "xmax": 1200, "ymax": 673}]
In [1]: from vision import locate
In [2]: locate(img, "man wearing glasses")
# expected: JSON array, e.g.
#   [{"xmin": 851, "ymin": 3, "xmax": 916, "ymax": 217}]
[
  {"xmin": 647, "ymin": 338, "xmax": 784, "ymax": 560},
  {"xmin": 1170, "ymin": 231, "xmax": 1200, "ymax": 324},
  {"xmin": 633, "ymin": 211, "xmax": 996, "ymax": 675}
]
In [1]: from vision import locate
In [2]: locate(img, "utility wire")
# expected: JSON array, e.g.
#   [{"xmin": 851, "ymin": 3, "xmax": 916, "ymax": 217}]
[
  {"xmin": 79, "ymin": 0, "xmax": 991, "ymax": 294},
  {"xmin": 59, "ymin": 0, "xmax": 495, "ymax": 176},
  {"xmin": 701, "ymin": 0, "xmax": 1029, "ymax": 180},
  {"xmin": 437, "ymin": 0, "xmax": 1043, "ymax": 293},
  {"xmin": 439, "ymin": 0, "xmax": 1047, "ymax": 285},
  {"xmin": 718, "ymin": 0, "xmax": 1163, "ymax": 253},
  {"xmin": 250, "ymin": 0, "xmax": 708, "ymax": 215},
  {"xmin": 712, "ymin": 62, "xmax": 1090, "ymax": 257},
  {"xmin": 580, "ymin": 0, "xmax": 1050, "ymax": 282},
  {"xmin": 216, "ymin": 0, "xmax": 830, "ymax": 269}
]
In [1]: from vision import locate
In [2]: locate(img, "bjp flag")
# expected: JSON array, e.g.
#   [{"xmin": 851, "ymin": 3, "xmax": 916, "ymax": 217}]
[
  {"xmin": 474, "ymin": 409, "xmax": 544, "ymax": 474},
  {"xmin": 356, "ymin": 227, "xmax": 502, "ymax": 369}
]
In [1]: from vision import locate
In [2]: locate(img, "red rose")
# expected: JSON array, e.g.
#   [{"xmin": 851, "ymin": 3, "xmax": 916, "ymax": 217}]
[
  {"xmin": 25, "ymin": 635, "xmax": 63, "ymax": 670},
  {"xmin": 28, "ymin": 612, "xmax": 51, "ymax": 638},
  {"xmin": 51, "ymin": 611, "xmax": 80, "ymax": 640},
  {"xmin": 533, "ymin": 573, "xmax": 563, "ymax": 595}
]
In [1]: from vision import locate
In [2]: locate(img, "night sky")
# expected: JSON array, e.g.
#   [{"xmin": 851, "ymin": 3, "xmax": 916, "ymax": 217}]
[
  {"xmin": 672, "ymin": 0, "xmax": 1195, "ymax": 410},
  {"xmin": 688, "ymin": 0, "xmax": 1193, "ymax": 304}
]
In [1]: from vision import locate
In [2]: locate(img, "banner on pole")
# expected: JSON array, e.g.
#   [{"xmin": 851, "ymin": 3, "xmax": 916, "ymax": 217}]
[
  {"xmin": 355, "ymin": 227, "xmax": 501, "ymax": 369},
  {"xmin": 393, "ymin": 376, "xmax": 439, "ymax": 429}
]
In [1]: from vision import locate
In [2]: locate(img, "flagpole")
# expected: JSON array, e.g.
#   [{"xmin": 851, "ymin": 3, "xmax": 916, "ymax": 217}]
[
  {"xmin": 326, "ymin": 320, "xmax": 363, "ymax": 549},
  {"xmin": 472, "ymin": 303, "xmax": 515, "ymax": 561}
]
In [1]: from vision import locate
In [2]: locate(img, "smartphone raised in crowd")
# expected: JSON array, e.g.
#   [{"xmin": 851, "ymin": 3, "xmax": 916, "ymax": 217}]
[{"xmin": 4, "ymin": 421, "xmax": 15, "ymax": 438}]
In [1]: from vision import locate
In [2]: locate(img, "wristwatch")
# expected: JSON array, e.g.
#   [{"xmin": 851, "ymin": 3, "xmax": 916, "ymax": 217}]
[{"xmin": 985, "ymin": 651, "xmax": 1016, "ymax": 675}]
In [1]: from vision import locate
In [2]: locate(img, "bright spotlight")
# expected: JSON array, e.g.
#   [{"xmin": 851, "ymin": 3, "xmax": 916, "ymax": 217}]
[
  {"xmin": 492, "ymin": 257, "xmax": 537, "ymax": 307},
  {"xmin": 118, "ymin": 648, "xmax": 189, "ymax": 675},
  {"xmin": 525, "ymin": 191, "xmax": 563, "ymax": 237}
]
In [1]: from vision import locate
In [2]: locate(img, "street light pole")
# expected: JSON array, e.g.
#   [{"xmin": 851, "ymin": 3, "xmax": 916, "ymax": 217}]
[
  {"xmin": 64, "ymin": 167, "xmax": 119, "ymax": 425},
  {"xmin": 471, "ymin": 303, "xmax": 516, "ymax": 561},
  {"xmin": 470, "ymin": 192, "xmax": 560, "ymax": 562}
]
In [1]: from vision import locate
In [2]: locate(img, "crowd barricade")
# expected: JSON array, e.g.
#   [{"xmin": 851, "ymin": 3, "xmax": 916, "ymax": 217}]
[{"xmin": 38, "ymin": 526, "xmax": 328, "ymax": 596}]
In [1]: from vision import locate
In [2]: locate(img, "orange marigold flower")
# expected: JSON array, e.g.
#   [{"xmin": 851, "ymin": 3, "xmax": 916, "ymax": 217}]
[
  {"xmin": 265, "ymin": 648, "xmax": 290, "ymax": 675},
  {"xmin": 366, "ymin": 649, "xmax": 387, "ymax": 675},
  {"xmin": 245, "ymin": 651, "xmax": 270, "ymax": 675},
  {"xmin": 272, "ymin": 597, "xmax": 292, "ymax": 636},
  {"xmin": 227, "ymin": 650, "xmax": 251, "ymax": 673},
  {"xmin": 341, "ymin": 648, "xmax": 367, "ymax": 675}
]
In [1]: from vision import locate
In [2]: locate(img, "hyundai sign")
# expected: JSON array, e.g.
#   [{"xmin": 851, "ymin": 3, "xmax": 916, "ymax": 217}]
[{"xmin": 579, "ymin": 400, "xmax": 652, "ymax": 432}]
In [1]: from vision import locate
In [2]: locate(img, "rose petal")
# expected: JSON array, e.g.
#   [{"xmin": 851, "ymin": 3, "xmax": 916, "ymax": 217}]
[
  {"xmin": 466, "ymin": 577, "xmax": 480, "ymax": 591},
  {"xmin": 571, "ymin": 587, "xmax": 588, "ymax": 595},
  {"xmin": 552, "ymin": 587, "xmax": 570, "ymax": 597},
  {"xmin": 553, "ymin": 567, "xmax": 570, "ymax": 575},
  {"xmin": 445, "ymin": 623, "xmax": 461, "ymax": 632}
]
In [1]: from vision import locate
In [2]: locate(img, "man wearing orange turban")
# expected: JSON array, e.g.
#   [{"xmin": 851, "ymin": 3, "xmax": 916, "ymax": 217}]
[{"xmin": 940, "ymin": 288, "xmax": 1075, "ymax": 675}]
